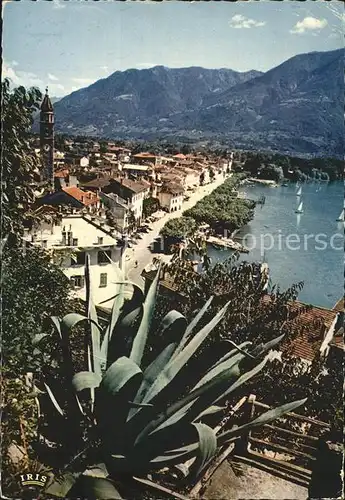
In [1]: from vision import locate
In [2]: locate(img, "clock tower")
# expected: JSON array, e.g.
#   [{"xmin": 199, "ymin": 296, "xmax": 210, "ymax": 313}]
[{"xmin": 40, "ymin": 87, "xmax": 54, "ymax": 189}]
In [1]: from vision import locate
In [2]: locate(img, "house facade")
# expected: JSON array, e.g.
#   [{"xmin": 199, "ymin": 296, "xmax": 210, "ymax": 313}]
[
  {"xmin": 158, "ymin": 182, "xmax": 184, "ymax": 212},
  {"xmin": 24, "ymin": 214, "xmax": 122, "ymax": 306}
]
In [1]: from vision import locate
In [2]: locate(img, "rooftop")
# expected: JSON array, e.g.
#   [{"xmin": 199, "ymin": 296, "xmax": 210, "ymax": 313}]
[{"xmin": 62, "ymin": 186, "xmax": 99, "ymax": 206}]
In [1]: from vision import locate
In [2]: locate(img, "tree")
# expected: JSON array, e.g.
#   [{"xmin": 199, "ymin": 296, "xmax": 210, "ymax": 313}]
[
  {"xmin": 2, "ymin": 244, "xmax": 75, "ymax": 374},
  {"xmin": 2, "ymin": 79, "xmax": 43, "ymax": 241},
  {"xmin": 143, "ymin": 197, "xmax": 160, "ymax": 218},
  {"xmin": 160, "ymin": 216, "xmax": 197, "ymax": 241}
]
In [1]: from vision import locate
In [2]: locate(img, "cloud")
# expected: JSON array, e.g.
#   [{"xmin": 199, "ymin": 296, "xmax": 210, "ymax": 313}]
[
  {"xmin": 52, "ymin": 0, "xmax": 66, "ymax": 10},
  {"xmin": 101, "ymin": 66, "xmax": 109, "ymax": 72},
  {"xmin": 290, "ymin": 17, "xmax": 328, "ymax": 34},
  {"xmin": 48, "ymin": 73, "xmax": 59, "ymax": 81},
  {"xmin": 229, "ymin": 14, "xmax": 266, "ymax": 29},
  {"xmin": 12, "ymin": 60, "xmax": 19, "ymax": 66},
  {"xmin": 72, "ymin": 77, "xmax": 94, "ymax": 85},
  {"xmin": 3, "ymin": 61, "xmax": 43, "ymax": 88}
]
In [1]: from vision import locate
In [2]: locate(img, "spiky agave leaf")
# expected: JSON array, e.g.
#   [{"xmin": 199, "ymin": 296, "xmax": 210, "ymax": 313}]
[
  {"xmin": 189, "ymin": 423, "xmax": 217, "ymax": 478},
  {"xmin": 217, "ymin": 398, "xmax": 308, "ymax": 446},
  {"xmin": 130, "ymin": 267, "xmax": 160, "ymax": 366},
  {"xmin": 139, "ymin": 301, "xmax": 230, "ymax": 406}
]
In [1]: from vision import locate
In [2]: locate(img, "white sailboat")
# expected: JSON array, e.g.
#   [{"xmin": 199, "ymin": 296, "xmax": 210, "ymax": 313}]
[
  {"xmin": 336, "ymin": 209, "xmax": 344, "ymax": 222},
  {"xmin": 296, "ymin": 186, "xmax": 302, "ymax": 196},
  {"xmin": 295, "ymin": 201, "xmax": 303, "ymax": 214}
]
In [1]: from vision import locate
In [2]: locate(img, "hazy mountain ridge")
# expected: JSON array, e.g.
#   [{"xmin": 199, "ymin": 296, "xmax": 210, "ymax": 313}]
[{"xmin": 52, "ymin": 50, "xmax": 344, "ymax": 156}]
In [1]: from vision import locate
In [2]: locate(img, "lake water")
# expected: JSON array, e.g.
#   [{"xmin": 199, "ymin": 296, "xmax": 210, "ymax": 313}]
[{"xmin": 207, "ymin": 181, "xmax": 344, "ymax": 308}]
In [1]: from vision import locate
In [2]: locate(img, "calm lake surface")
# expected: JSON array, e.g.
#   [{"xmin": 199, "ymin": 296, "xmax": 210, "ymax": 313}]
[{"xmin": 207, "ymin": 181, "xmax": 344, "ymax": 308}]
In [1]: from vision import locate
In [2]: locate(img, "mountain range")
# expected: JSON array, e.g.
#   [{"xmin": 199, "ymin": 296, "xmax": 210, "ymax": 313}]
[{"xmin": 52, "ymin": 49, "xmax": 344, "ymax": 157}]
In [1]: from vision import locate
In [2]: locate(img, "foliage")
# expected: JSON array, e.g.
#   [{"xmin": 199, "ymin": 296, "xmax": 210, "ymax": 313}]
[
  {"xmin": 160, "ymin": 217, "xmax": 197, "ymax": 241},
  {"xmin": 244, "ymin": 351, "xmax": 343, "ymax": 433},
  {"xmin": 2, "ymin": 79, "xmax": 43, "ymax": 240},
  {"xmin": 1, "ymin": 374, "xmax": 43, "ymax": 498},
  {"xmin": 258, "ymin": 164, "xmax": 284, "ymax": 183},
  {"xmin": 184, "ymin": 175, "xmax": 254, "ymax": 233},
  {"xmin": 35, "ymin": 258, "xmax": 305, "ymax": 498},
  {"xmin": 2, "ymin": 244, "xmax": 74, "ymax": 374},
  {"xmin": 143, "ymin": 197, "xmax": 160, "ymax": 219}
]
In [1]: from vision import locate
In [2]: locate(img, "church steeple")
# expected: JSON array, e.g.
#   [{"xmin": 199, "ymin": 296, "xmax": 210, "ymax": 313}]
[
  {"xmin": 40, "ymin": 86, "xmax": 54, "ymax": 190},
  {"xmin": 41, "ymin": 86, "xmax": 53, "ymax": 112}
]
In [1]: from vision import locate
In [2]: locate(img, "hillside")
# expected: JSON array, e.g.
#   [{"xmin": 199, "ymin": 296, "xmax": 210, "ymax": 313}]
[
  {"xmin": 51, "ymin": 49, "xmax": 344, "ymax": 156},
  {"xmin": 52, "ymin": 67, "xmax": 262, "ymax": 136}
]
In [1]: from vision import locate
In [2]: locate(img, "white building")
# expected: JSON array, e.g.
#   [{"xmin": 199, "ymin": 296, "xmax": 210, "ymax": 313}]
[
  {"xmin": 158, "ymin": 182, "xmax": 184, "ymax": 212},
  {"xmin": 24, "ymin": 213, "xmax": 122, "ymax": 306}
]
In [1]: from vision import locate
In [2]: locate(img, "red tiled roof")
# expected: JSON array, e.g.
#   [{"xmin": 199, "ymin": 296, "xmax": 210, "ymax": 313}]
[
  {"xmin": 133, "ymin": 152, "xmax": 156, "ymax": 158},
  {"xmin": 280, "ymin": 300, "xmax": 338, "ymax": 361},
  {"xmin": 55, "ymin": 169, "xmax": 69, "ymax": 179},
  {"xmin": 62, "ymin": 187, "xmax": 99, "ymax": 206}
]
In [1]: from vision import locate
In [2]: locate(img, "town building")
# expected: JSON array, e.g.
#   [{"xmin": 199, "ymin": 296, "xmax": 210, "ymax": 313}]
[
  {"xmin": 24, "ymin": 210, "xmax": 122, "ymax": 306},
  {"xmin": 37, "ymin": 186, "xmax": 102, "ymax": 212},
  {"xmin": 158, "ymin": 182, "xmax": 184, "ymax": 212}
]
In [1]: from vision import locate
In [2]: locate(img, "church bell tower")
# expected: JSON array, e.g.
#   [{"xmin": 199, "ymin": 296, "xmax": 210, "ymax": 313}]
[{"xmin": 40, "ymin": 87, "xmax": 54, "ymax": 189}]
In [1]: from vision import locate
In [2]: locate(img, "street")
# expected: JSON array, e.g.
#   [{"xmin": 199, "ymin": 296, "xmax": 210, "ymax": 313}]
[{"xmin": 126, "ymin": 173, "xmax": 226, "ymax": 285}]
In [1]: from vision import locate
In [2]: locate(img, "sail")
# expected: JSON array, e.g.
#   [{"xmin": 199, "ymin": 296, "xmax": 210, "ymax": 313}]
[
  {"xmin": 337, "ymin": 209, "xmax": 344, "ymax": 221},
  {"xmin": 298, "ymin": 201, "xmax": 303, "ymax": 211},
  {"xmin": 296, "ymin": 187, "xmax": 302, "ymax": 196}
]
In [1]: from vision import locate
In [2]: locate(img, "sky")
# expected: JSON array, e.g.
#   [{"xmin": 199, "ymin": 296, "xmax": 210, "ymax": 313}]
[{"xmin": 3, "ymin": 0, "xmax": 344, "ymax": 97}]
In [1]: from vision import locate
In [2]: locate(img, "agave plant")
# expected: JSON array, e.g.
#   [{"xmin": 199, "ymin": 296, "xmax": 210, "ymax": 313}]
[{"xmin": 35, "ymin": 256, "xmax": 306, "ymax": 499}]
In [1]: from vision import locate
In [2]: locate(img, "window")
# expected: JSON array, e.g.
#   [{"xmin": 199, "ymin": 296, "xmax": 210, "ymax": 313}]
[
  {"xmin": 98, "ymin": 237, "xmax": 104, "ymax": 245},
  {"xmin": 72, "ymin": 251, "xmax": 86, "ymax": 265},
  {"xmin": 99, "ymin": 273, "xmax": 107, "ymax": 288},
  {"xmin": 98, "ymin": 249, "xmax": 111, "ymax": 264},
  {"xmin": 70, "ymin": 276, "xmax": 85, "ymax": 289},
  {"xmin": 72, "ymin": 238, "xmax": 78, "ymax": 246}
]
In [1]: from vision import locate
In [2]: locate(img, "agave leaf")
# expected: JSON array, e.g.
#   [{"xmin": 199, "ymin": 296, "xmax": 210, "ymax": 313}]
[
  {"xmin": 85, "ymin": 255, "xmax": 102, "ymax": 378},
  {"xmin": 100, "ymin": 286, "xmax": 126, "ymax": 369},
  {"xmin": 45, "ymin": 472, "xmax": 80, "ymax": 497},
  {"xmin": 152, "ymin": 399, "xmax": 197, "ymax": 434},
  {"xmin": 159, "ymin": 310, "xmax": 188, "ymax": 343},
  {"xmin": 130, "ymin": 268, "xmax": 160, "ymax": 366},
  {"xmin": 127, "ymin": 343, "xmax": 177, "ymax": 421},
  {"xmin": 194, "ymin": 405, "xmax": 225, "ymax": 422},
  {"xmin": 106, "ymin": 306, "xmax": 143, "ymax": 369},
  {"xmin": 148, "ymin": 444, "xmax": 199, "ymax": 468},
  {"xmin": 44, "ymin": 382, "xmax": 64, "ymax": 416},
  {"xmin": 51, "ymin": 316, "xmax": 62, "ymax": 339},
  {"xmin": 101, "ymin": 356, "xmax": 142, "ymax": 397},
  {"xmin": 250, "ymin": 334, "xmax": 285, "ymax": 358},
  {"xmin": 142, "ymin": 301, "xmax": 230, "ymax": 405},
  {"xmin": 32, "ymin": 333, "xmax": 48, "ymax": 346},
  {"xmin": 134, "ymin": 358, "xmax": 241, "ymax": 445},
  {"xmin": 72, "ymin": 371, "xmax": 102, "ymax": 392},
  {"xmin": 217, "ymin": 398, "xmax": 308, "ymax": 445},
  {"xmin": 214, "ymin": 357, "xmax": 268, "ymax": 404},
  {"xmin": 192, "ymin": 351, "xmax": 244, "ymax": 391},
  {"xmin": 213, "ymin": 342, "xmax": 252, "ymax": 368},
  {"xmin": 174, "ymin": 296, "xmax": 214, "ymax": 356},
  {"xmin": 189, "ymin": 423, "xmax": 217, "ymax": 478},
  {"xmin": 79, "ymin": 476, "xmax": 123, "ymax": 499}
]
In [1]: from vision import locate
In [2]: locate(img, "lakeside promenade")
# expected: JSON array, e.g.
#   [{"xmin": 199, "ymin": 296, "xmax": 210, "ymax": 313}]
[{"xmin": 126, "ymin": 173, "xmax": 227, "ymax": 285}]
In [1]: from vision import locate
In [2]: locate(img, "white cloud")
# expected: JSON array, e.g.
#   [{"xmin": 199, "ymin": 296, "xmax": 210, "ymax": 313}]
[
  {"xmin": 2, "ymin": 61, "xmax": 43, "ymax": 88},
  {"xmin": 229, "ymin": 14, "xmax": 266, "ymax": 29},
  {"xmin": 136, "ymin": 62, "xmax": 159, "ymax": 69},
  {"xmin": 101, "ymin": 66, "xmax": 109, "ymax": 72},
  {"xmin": 12, "ymin": 60, "xmax": 18, "ymax": 66},
  {"xmin": 72, "ymin": 77, "xmax": 94, "ymax": 85},
  {"xmin": 48, "ymin": 73, "xmax": 59, "ymax": 81},
  {"xmin": 53, "ymin": 0, "xmax": 66, "ymax": 10},
  {"xmin": 290, "ymin": 17, "xmax": 328, "ymax": 34}
]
